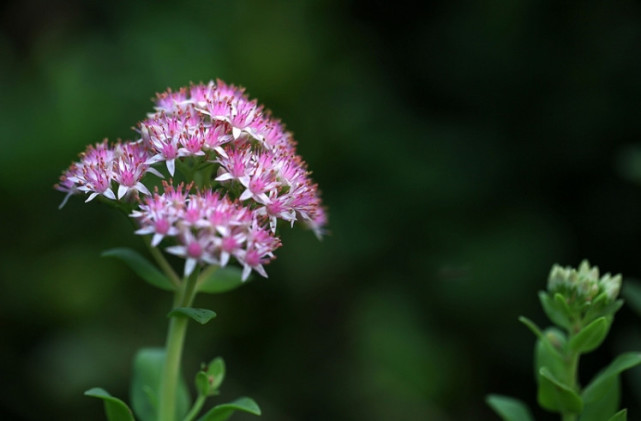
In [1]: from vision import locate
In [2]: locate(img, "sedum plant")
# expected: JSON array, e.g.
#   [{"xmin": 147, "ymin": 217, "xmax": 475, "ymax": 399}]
[
  {"xmin": 56, "ymin": 80, "xmax": 326, "ymax": 421},
  {"xmin": 487, "ymin": 260, "xmax": 641, "ymax": 421}
]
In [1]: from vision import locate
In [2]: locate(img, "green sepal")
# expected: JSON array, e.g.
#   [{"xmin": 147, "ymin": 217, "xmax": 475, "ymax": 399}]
[
  {"xmin": 102, "ymin": 248, "xmax": 174, "ymax": 291},
  {"xmin": 581, "ymin": 352, "xmax": 641, "ymax": 421},
  {"xmin": 518, "ymin": 316, "xmax": 543, "ymax": 339},
  {"xmin": 485, "ymin": 394, "xmax": 534, "ymax": 421},
  {"xmin": 198, "ymin": 266, "xmax": 250, "ymax": 294},
  {"xmin": 584, "ymin": 297, "xmax": 624, "ymax": 326},
  {"xmin": 197, "ymin": 397, "xmax": 261, "ymax": 421},
  {"xmin": 84, "ymin": 387, "xmax": 135, "ymax": 421},
  {"xmin": 606, "ymin": 409, "xmax": 627, "ymax": 421},
  {"xmin": 537, "ymin": 367, "xmax": 583, "ymax": 413},
  {"xmin": 539, "ymin": 291, "xmax": 571, "ymax": 330},
  {"xmin": 131, "ymin": 348, "xmax": 191, "ymax": 421},
  {"xmin": 569, "ymin": 317, "xmax": 610, "ymax": 355},
  {"xmin": 554, "ymin": 293, "xmax": 574, "ymax": 319},
  {"xmin": 168, "ymin": 307, "xmax": 217, "ymax": 325}
]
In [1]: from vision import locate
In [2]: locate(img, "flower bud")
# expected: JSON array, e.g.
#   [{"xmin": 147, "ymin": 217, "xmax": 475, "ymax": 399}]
[{"xmin": 599, "ymin": 273, "xmax": 622, "ymax": 303}]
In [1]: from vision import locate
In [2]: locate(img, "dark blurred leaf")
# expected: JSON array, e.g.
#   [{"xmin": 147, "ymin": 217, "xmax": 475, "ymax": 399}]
[
  {"xmin": 486, "ymin": 394, "xmax": 534, "ymax": 421},
  {"xmin": 616, "ymin": 144, "xmax": 641, "ymax": 184},
  {"xmin": 168, "ymin": 307, "xmax": 216, "ymax": 325},
  {"xmin": 102, "ymin": 248, "xmax": 174, "ymax": 291},
  {"xmin": 198, "ymin": 266, "xmax": 249, "ymax": 294},
  {"xmin": 622, "ymin": 279, "xmax": 641, "ymax": 318},
  {"xmin": 84, "ymin": 387, "xmax": 135, "ymax": 421},
  {"xmin": 606, "ymin": 409, "xmax": 627, "ymax": 421}
]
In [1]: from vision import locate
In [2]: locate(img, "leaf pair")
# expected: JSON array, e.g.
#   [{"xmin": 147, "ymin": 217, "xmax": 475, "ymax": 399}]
[
  {"xmin": 195, "ymin": 358, "xmax": 225, "ymax": 397},
  {"xmin": 86, "ymin": 349, "xmax": 261, "ymax": 421}
]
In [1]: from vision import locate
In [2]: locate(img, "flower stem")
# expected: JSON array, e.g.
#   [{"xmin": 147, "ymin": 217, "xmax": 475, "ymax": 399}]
[
  {"xmin": 145, "ymin": 236, "xmax": 181, "ymax": 288},
  {"xmin": 158, "ymin": 268, "xmax": 200, "ymax": 421},
  {"xmin": 182, "ymin": 394, "xmax": 206, "ymax": 421}
]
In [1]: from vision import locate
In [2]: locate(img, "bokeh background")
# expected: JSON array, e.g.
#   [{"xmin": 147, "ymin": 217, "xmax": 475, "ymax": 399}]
[{"xmin": 3, "ymin": 0, "xmax": 641, "ymax": 420}]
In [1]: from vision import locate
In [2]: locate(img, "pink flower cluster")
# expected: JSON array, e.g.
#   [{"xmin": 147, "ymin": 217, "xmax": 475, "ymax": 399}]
[{"xmin": 57, "ymin": 80, "xmax": 325, "ymax": 280}]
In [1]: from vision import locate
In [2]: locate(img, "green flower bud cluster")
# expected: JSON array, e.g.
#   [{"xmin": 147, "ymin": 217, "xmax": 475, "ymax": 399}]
[
  {"xmin": 540, "ymin": 261, "xmax": 623, "ymax": 335},
  {"xmin": 547, "ymin": 260, "xmax": 622, "ymax": 312}
]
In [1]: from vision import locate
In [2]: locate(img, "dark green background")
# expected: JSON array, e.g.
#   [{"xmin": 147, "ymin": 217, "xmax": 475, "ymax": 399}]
[{"xmin": 3, "ymin": 1, "xmax": 641, "ymax": 420}]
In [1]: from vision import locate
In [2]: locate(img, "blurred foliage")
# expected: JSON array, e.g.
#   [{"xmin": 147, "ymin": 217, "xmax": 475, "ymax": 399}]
[{"xmin": 3, "ymin": 0, "xmax": 641, "ymax": 420}]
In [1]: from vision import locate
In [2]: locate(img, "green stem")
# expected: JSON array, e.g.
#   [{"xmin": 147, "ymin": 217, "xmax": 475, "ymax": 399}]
[
  {"xmin": 158, "ymin": 268, "xmax": 200, "ymax": 421},
  {"xmin": 561, "ymin": 344, "xmax": 581, "ymax": 421},
  {"xmin": 145, "ymin": 237, "xmax": 181, "ymax": 288},
  {"xmin": 182, "ymin": 394, "xmax": 207, "ymax": 421}
]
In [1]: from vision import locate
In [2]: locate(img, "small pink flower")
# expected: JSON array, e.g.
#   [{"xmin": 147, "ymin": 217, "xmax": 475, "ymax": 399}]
[
  {"xmin": 142, "ymin": 115, "xmax": 183, "ymax": 176},
  {"xmin": 155, "ymin": 87, "xmax": 188, "ymax": 112},
  {"xmin": 113, "ymin": 142, "xmax": 159, "ymax": 199},
  {"xmin": 166, "ymin": 229, "xmax": 216, "ymax": 277}
]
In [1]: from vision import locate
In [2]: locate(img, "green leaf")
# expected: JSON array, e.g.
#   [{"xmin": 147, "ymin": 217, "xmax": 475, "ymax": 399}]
[
  {"xmin": 569, "ymin": 317, "xmax": 610, "ymax": 355},
  {"xmin": 582, "ymin": 353, "xmax": 641, "ymax": 405},
  {"xmin": 537, "ymin": 367, "xmax": 583, "ymax": 413},
  {"xmin": 84, "ymin": 387, "xmax": 135, "ymax": 421},
  {"xmin": 168, "ymin": 307, "xmax": 217, "ymax": 325},
  {"xmin": 197, "ymin": 397, "xmax": 261, "ymax": 421},
  {"xmin": 518, "ymin": 316, "xmax": 543, "ymax": 339},
  {"xmin": 486, "ymin": 394, "xmax": 534, "ymax": 421},
  {"xmin": 578, "ymin": 377, "xmax": 620, "ymax": 421},
  {"xmin": 535, "ymin": 328, "xmax": 567, "ymax": 379},
  {"xmin": 539, "ymin": 291, "xmax": 571, "ymax": 330},
  {"xmin": 607, "ymin": 409, "xmax": 627, "ymax": 421},
  {"xmin": 131, "ymin": 348, "xmax": 191, "ymax": 421},
  {"xmin": 195, "ymin": 371, "xmax": 212, "ymax": 396},
  {"xmin": 198, "ymin": 266, "xmax": 249, "ymax": 294},
  {"xmin": 103, "ymin": 248, "xmax": 174, "ymax": 291}
]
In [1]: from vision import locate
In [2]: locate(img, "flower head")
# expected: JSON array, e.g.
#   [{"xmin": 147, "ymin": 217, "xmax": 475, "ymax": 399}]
[{"xmin": 57, "ymin": 80, "xmax": 326, "ymax": 280}]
